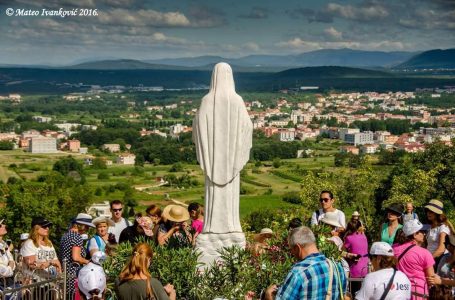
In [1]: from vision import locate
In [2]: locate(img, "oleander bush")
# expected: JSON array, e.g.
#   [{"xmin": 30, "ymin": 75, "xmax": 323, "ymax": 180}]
[{"xmin": 103, "ymin": 208, "xmax": 343, "ymax": 299}]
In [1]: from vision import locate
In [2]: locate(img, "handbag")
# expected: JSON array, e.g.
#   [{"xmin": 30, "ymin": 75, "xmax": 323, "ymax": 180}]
[{"xmin": 429, "ymin": 285, "xmax": 452, "ymax": 300}]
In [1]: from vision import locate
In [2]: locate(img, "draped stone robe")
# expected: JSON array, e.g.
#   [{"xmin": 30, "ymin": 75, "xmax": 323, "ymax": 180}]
[{"xmin": 192, "ymin": 62, "xmax": 253, "ymax": 233}]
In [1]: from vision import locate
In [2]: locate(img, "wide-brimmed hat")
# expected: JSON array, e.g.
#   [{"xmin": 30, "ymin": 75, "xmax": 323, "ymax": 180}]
[
  {"xmin": 254, "ymin": 228, "xmax": 273, "ymax": 241},
  {"xmin": 162, "ymin": 205, "xmax": 190, "ymax": 223},
  {"xmin": 352, "ymin": 211, "xmax": 360, "ymax": 217},
  {"xmin": 321, "ymin": 212, "xmax": 342, "ymax": 228},
  {"xmin": 92, "ymin": 216, "xmax": 114, "ymax": 227},
  {"xmin": 425, "ymin": 199, "xmax": 444, "ymax": 215},
  {"xmin": 370, "ymin": 242, "xmax": 394, "ymax": 257},
  {"xmin": 386, "ymin": 203, "xmax": 403, "ymax": 216},
  {"xmin": 31, "ymin": 217, "xmax": 52, "ymax": 228},
  {"xmin": 74, "ymin": 213, "xmax": 95, "ymax": 228},
  {"xmin": 403, "ymin": 219, "xmax": 423, "ymax": 237}
]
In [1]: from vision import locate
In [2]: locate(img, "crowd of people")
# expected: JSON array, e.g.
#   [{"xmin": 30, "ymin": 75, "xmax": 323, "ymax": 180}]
[
  {"xmin": 0, "ymin": 192, "xmax": 453, "ymax": 299},
  {"xmin": 0, "ymin": 199, "xmax": 205, "ymax": 300},
  {"xmin": 262, "ymin": 192, "xmax": 455, "ymax": 300}
]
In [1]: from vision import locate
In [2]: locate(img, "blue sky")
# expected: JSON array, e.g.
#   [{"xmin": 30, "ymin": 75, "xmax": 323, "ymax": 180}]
[{"xmin": 0, "ymin": 0, "xmax": 454, "ymax": 65}]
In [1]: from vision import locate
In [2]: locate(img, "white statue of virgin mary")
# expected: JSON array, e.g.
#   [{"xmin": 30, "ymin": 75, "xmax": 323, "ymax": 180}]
[{"xmin": 193, "ymin": 62, "xmax": 253, "ymax": 233}]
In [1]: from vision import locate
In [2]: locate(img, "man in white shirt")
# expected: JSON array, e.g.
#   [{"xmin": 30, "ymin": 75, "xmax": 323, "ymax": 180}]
[
  {"xmin": 108, "ymin": 200, "xmax": 131, "ymax": 243},
  {"xmin": 310, "ymin": 190, "xmax": 346, "ymax": 231}
]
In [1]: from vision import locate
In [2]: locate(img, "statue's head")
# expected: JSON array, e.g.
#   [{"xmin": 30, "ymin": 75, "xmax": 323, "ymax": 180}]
[{"xmin": 209, "ymin": 62, "xmax": 235, "ymax": 93}]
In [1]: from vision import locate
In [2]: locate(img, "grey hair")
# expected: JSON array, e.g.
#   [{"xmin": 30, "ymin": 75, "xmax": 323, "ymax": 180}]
[{"xmin": 288, "ymin": 226, "xmax": 316, "ymax": 248}]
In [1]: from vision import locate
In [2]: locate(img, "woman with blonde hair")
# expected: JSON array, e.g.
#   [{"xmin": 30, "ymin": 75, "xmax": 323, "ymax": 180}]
[
  {"xmin": 21, "ymin": 217, "xmax": 61, "ymax": 280},
  {"xmin": 116, "ymin": 243, "xmax": 176, "ymax": 300}
]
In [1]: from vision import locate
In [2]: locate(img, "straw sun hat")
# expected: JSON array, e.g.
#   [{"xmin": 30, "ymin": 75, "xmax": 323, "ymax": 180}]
[
  {"xmin": 162, "ymin": 205, "xmax": 190, "ymax": 222},
  {"xmin": 425, "ymin": 199, "xmax": 444, "ymax": 215}
]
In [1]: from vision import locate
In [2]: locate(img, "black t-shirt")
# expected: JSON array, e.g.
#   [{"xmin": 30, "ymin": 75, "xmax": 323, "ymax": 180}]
[{"xmin": 119, "ymin": 225, "xmax": 153, "ymax": 245}]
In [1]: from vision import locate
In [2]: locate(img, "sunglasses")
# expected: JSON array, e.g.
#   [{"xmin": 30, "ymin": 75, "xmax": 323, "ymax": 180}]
[
  {"xmin": 112, "ymin": 208, "xmax": 123, "ymax": 212},
  {"xmin": 319, "ymin": 198, "xmax": 331, "ymax": 203}
]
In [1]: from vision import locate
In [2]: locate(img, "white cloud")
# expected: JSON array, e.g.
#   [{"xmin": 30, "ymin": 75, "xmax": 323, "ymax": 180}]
[
  {"xmin": 276, "ymin": 37, "xmax": 409, "ymax": 52},
  {"xmin": 326, "ymin": 3, "xmax": 389, "ymax": 21},
  {"xmin": 97, "ymin": 9, "xmax": 191, "ymax": 27},
  {"xmin": 243, "ymin": 42, "xmax": 260, "ymax": 52},
  {"xmin": 324, "ymin": 27, "xmax": 343, "ymax": 40}
]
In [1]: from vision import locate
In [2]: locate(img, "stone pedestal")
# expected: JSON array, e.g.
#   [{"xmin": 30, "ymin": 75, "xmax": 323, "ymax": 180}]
[{"xmin": 195, "ymin": 232, "xmax": 246, "ymax": 269}]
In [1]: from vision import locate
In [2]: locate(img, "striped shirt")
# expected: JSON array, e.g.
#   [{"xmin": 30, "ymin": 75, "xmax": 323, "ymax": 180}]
[{"xmin": 276, "ymin": 252, "xmax": 347, "ymax": 300}]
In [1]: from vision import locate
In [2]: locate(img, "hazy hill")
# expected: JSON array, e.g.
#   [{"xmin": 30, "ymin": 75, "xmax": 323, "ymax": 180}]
[
  {"xmin": 67, "ymin": 59, "xmax": 189, "ymax": 70},
  {"xmin": 275, "ymin": 66, "xmax": 391, "ymax": 78},
  {"xmin": 146, "ymin": 49, "xmax": 416, "ymax": 68},
  {"xmin": 395, "ymin": 49, "xmax": 455, "ymax": 69}
]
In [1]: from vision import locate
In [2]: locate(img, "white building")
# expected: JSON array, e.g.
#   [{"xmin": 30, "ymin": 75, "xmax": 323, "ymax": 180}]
[
  {"xmin": 55, "ymin": 123, "xmax": 81, "ymax": 132},
  {"xmin": 29, "ymin": 137, "xmax": 57, "ymax": 153},
  {"xmin": 170, "ymin": 123, "xmax": 185, "ymax": 135},
  {"xmin": 360, "ymin": 144, "xmax": 379, "ymax": 154},
  {"xmin": 338, "ymin": 128, "xmax": 360, "ymax": 141},
  {"xmin": 344, "ymin": 131, "xmax": 374, "ymax": 146},
  {"xmin": 32, "ymin": 116, "xmax": 52, "ymax": 123},
  {"xmin": 102, "ymin": 144, "xmax": 121, "ymax": 152},
  {"xmin": 87, "ymin": 201, "xmax": 111, "ymax": 218},
  {"xmin": 280, "ymin": 129, "xmax": 296, "ymax": 142},
  {"xmin": 116, "ymin": 153, "xmax": 136, "ymax": 165}
]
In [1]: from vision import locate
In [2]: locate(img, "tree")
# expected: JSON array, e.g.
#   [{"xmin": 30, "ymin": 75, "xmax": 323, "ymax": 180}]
[
  {"xmin": 0, "ymin": 173, "xmax": 94, "ymax": 244},
  {"xmin": 53, "ymin": 156, "xmax": 84, "ymax": 179},
  {"xmin": 91, "ymin": 157, "xmax": 107, "ymax": 169}
]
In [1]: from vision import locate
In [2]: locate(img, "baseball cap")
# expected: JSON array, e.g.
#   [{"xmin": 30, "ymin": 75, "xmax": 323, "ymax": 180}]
[
  {"xmin": 78, "ymin": 261, "xmax": 106, "ymax": 299},
  {"xmin": 403, "ymin": 219, "xmax": 423, "ymax": 237},
  {"xmin": 370, "ymin": 242, "xmax": 394, "ymax": 257},
  {"xmin": 31, "ymin": 217, "xmax": 52, "ymax": 228}
]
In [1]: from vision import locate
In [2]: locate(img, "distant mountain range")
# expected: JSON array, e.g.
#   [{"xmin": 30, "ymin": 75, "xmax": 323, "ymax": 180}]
[
  {"xmin": 144, "ymin": 49, "xmax": 417, "ymax": 69},
  {"xmin": 394, "ymin": 49, "xmax": 455, "ymax": 69},
  {"xmin": 3, "ymin": 48, "xmax": 454, "ymax": 71}
]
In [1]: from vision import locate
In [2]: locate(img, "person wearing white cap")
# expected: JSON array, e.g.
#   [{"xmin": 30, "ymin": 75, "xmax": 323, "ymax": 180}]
[
  {"xmin": 356, "ymin": 242, "xmax": 411, "ymax": 300},
  {"xmin": 60, "ymin": 212, "xmax": 95, "ymax": 298},
  {"xmin": 393, "ymin": 219, "xmax": 435, "ymax": 299},
  {"xmin": 424, "ymin": 199, "xmax": 454, "ymax": 262},
  {"xmin": 78, "ymin": 251, "xmax": 107, "ymax": 300},
  {"xmin": 88, "ymin": 216, "xmax": 116, "ymax": 257}
]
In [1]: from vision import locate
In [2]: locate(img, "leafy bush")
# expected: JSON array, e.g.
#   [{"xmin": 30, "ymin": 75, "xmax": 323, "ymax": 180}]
[
  {"xmin": 282, "ymin": 191, "xmax": 302, "ymax": 204},
  {"xmin": 270, "ymin": 170, "xmax": 302, "ymax": 183},
  {"xmin": 97, "ymin": 172, "xmax": 110, "ymax": 180}
]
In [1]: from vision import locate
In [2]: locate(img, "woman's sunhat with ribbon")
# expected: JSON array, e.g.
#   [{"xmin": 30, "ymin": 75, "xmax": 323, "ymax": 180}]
[
  {"xmin": 425, "ymin": 199, "xmax": 444, "ymax": 215},
  {"xmin": 74, "ymin": 213, "xmax": 95, "ymax": 228}
]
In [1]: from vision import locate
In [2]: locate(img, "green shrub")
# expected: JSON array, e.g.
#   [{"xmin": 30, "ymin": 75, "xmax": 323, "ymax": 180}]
[
  {"xmin": 97, "ymin": 172, "xmax": 110, "ymax": 180},
  {"xmin": 270, "ymin": 170, "xmax": 302, "ymax": 183},
  {"xmin": 282, "ymin": 191, "xmax": 301, "ymax": 204}
]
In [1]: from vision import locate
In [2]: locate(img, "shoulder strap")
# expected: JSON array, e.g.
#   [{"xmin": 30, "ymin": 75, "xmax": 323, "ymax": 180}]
[
  {"xmin": 325, "ymin": 259, "xmax": 334, "ymax": 300},
  {"xmin": 94, "ymin": 235, "xmax": 104, "ymax": 252},
  {"xmin": 124, "ymin": 217, "xmax": 129, "ymax": 227},
  {"xmin": 316, "ymin": 210, "xmax": 321, "ymax": 224},
  {"xmin": 398, "ymin": 244, "xmax": 416, "ymax": 261},
  {"xmin": 379, "ymin": 269, "xmax": 396, "ymax": 300}
]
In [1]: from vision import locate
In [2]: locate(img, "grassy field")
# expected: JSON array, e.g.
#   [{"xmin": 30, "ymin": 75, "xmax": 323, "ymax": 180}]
[{"xmin": 0, "ymin": 146, "xmax": 391, "ymax": 219}]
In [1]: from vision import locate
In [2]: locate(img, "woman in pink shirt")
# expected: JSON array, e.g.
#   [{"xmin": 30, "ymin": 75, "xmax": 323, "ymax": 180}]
[
  {"xmin": 188, "ymin": 203, "xmax": 204, "ymax": 234},
  {"xmin": 393, "ymin": 219, "xmax": 435, "ymax": 300},
  {"xmin": 343, "ymin": 219, "xmax": 368, "ymax": 296}
]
